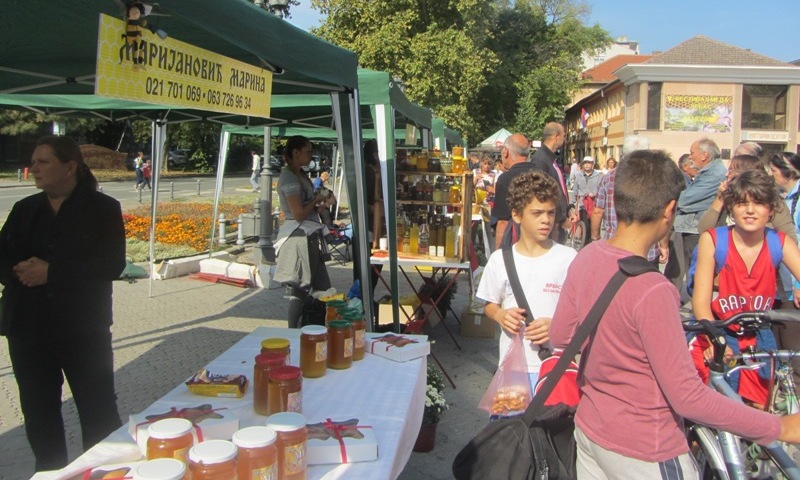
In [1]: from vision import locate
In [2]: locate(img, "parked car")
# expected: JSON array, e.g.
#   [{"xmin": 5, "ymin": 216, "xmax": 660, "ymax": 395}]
[
  {"xmin": 168, "ymin": 148, "xmax": 191, "ymax": 168},
  {"xmin": 302, "ymin": 155, "xmax": 321, "ymax": 174},
  {"xmin": 267, "ymin": 155, "xmax": 283, "ymax": 173}
]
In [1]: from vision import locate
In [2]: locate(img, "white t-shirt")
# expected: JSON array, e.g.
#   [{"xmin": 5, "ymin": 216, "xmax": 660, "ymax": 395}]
[{"xmin": 476, "ymin": 242, "xmax": 577, "ymax": 373}]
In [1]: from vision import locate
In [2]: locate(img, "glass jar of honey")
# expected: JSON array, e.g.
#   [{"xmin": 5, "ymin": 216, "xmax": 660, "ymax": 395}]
[
  {"xmin": 188, "ymin": 440, "xmax": 237, "ymax": 480},
  {"xmin": 132, "ymin": 458, "xmax": 187, "ymax": 480},
  {"xmin": 324, "ymin": 300, "xmax": 348, "ymax": 323},
  {"xmin": 146, "ymin": 418, "xmax": 194, "ymax": 462},
  {"xmin": 267, "ymin": 365, "xmax": 303, "ymax": 415},
  {"xmin": 327, "ymin": 320, "xmax": 354, "ymax": 370},
  {"xmin": 232, "ymin": 426, "xmax": 278, "ymax": 480},
  {"xmin": 253, "ymin": 352, "xmax": 286, "ymax": 415},
  {"xmin": 261, "ymin": 338, "xmax": 291, "ymax": 364},
  {"xmin": 266, "ymin": 412, "xmax": 308, "ymax": 480},
  {"xmin": 417, "ymin": 151, "xmax": 429, "ymax": 172},
  {"xmin": 300, "ymin": 325, "xmax": 327, "ymax": 378},
  {"xmin": 345, "ymin": 315, "xmax": 367, "ymax": 361}
]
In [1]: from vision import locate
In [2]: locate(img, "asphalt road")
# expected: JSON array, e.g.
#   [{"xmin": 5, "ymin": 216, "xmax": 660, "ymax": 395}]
[{"xmin": 0, "ymin": 175, "xmax": 261, "ymax": 222}]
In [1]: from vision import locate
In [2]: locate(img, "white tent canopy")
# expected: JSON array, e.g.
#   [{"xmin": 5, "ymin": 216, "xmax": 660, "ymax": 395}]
[{"xmin": 478, "ymin": 128, "xmax": 513, "ymax": 148}]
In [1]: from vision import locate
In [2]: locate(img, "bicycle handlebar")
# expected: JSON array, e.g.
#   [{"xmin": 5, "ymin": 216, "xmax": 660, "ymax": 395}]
[
  {"xmin": 682, "ymin": 309, "xmax": 800, "ymax": 334},
  {"xmin": 682, "ymin": 310, "xmax": 800, "ymax": 372}
]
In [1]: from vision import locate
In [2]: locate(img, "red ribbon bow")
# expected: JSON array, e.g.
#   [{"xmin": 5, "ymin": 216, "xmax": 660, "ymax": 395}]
[
  {"xmin": 308, "ymin": 418, "xmax": 372, "ymax": 463},
  {"xmin": 370, "ymin": 334, "xmax": 418, "ymax": 353},
  {"xmin": 135, "ymin": 405, "xmax": 227, "ymax": 443}
]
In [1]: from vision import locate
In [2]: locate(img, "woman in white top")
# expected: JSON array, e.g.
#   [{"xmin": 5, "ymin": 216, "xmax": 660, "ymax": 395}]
[{"xmin": 274, "ymin": 136, "xmax": 333, "ymax": 328}]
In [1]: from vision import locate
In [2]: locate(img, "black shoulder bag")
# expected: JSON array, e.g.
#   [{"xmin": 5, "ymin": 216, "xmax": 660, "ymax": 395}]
[{"xmin": 452, "ymin": 254, "xmax": 658, "ymax": 480}]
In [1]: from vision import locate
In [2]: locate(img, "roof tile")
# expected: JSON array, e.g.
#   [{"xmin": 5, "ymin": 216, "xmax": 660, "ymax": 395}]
[{"xmin": 645, "ymin": 35, "xmax": 791, "ymax": 66}]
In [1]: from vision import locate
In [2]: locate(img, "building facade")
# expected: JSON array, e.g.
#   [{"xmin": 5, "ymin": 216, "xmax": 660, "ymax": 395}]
[{"xmin": 565, "ymin": 36, "xmax": 800, "ymax": 168}]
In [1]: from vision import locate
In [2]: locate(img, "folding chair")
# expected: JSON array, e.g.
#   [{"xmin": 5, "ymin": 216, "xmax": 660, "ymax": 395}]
[{"xmin": 325, "ymin": 224, "xmax": 352, "ymax": 264}]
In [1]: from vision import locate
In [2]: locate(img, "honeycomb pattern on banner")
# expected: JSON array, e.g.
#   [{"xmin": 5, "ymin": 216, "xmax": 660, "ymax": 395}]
[
  {"xmin": 95, "ymin": 13, "xmax": 271, "ymax": 118},
  {"xmin": 665, "ymin": 95, "xmax": 732, "ymax": 111}
]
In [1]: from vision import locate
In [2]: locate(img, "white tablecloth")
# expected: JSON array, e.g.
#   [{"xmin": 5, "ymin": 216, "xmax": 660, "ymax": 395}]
[{"xmin": 37, "ymin": 327, "xmax": 426, "ymax": 480}]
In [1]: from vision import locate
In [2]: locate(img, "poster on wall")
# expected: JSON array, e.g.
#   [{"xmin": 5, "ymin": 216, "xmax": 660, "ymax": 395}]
[{"xmin": 664, "ymin": 95, "xmax": 733, "ymax": 132}]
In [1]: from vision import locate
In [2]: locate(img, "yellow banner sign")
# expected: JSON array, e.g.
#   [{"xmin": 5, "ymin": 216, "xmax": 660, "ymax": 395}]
[{"xmin": 95, "ymin": 14, "xmax": 271, "ymax": 118}]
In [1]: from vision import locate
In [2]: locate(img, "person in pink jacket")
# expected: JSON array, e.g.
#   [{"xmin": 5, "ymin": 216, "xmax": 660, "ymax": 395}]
[{"xmin": 550, "ymin": 149, "xmax": 800, "ymax": 479}]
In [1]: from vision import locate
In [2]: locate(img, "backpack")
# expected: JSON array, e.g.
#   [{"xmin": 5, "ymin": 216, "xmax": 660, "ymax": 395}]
[{"xmin": 686, "ymin": 226, "xmax": 783, "ymax": 297}]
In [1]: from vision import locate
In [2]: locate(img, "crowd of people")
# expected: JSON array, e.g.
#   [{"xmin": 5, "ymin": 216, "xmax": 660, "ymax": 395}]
[{"xmin": 476, "ymin": 126, "xmax": 800, "ymax": 478}]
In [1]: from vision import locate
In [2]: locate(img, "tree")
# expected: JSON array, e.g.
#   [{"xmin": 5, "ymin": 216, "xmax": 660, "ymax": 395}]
[
  {"xmin": 311, "ymin": 0, "xmax": 499, "ymax": 143},
  {"xmin": 309, "ymin": 0, "xmax": 609, "ymax": 143}
]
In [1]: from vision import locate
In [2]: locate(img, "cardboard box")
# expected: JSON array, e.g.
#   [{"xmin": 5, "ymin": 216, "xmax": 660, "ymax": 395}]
[
  {"xmin": 378, "ymin": 301, "xmax": 442, "ymax": 328},
  {"xmin": 306, "ymin": 418, "xmax": 378, "ymax": 465},
  {"xmin": 365, "ymin": 332, "xmax": 430, "ymax": 362},
  {"xmin": 460, "ymin": 312, "xmax": 497, "ymax": 338},
  {"xmin": 128, "ymin": 402, "xmax": 239, "ymax": 454}
]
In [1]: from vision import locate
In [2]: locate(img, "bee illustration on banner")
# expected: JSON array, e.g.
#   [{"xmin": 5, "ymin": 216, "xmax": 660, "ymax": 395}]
[{"xmin": 119, "ymin": 1, "xmax": 152, "ymax": 68}]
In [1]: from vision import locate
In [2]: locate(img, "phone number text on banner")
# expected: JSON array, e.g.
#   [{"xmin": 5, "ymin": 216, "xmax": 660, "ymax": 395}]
[{"xmin": 95, "ymin": 13, "xmax": 271, "ymax": 118}]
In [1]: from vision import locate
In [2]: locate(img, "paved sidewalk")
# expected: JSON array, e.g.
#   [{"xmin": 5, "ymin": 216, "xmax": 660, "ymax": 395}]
[{"xmin": 0, "ymin": 258, "xmax": 495, "ymax": 479}]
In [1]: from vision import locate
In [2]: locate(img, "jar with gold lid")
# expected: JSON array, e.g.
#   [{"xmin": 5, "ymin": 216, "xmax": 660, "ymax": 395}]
[
  {"xmin": 327, "ymin": 320, "xmax": 354, "ymax": 370},
  {"xmin": 300, "ymin": 325, "xmax": 327, "ymax": 378},
  {"xmin": 261, "ymin": 338, "xmax": 291, "ymax": 364}
]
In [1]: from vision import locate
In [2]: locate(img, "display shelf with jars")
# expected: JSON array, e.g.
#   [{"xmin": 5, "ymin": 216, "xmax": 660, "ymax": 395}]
[{"xmin": 375, "ymin": 147, "xmax": 473, "ymax": 263}]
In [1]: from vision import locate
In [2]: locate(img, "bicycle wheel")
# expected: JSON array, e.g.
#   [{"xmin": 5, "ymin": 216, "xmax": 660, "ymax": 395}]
[
  {"xmin": 567, "ymin": 220, "xmax": 587, "ymax": 251},
  {"xmin": 688, "ymin": 425, "xmax": 730, "ymax": 480}
]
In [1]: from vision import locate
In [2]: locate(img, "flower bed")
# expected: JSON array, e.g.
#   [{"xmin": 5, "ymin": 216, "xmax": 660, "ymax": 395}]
[{"xmin": 124, "ymin": 202, "xmax": 250, "ymax": 252}]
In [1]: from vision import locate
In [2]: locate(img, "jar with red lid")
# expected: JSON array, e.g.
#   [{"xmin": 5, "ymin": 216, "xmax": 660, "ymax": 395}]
[
  {"xmin": 146, "ymin": 418, "xmax": 194, "ymax": 462},
  {"xmin": 188, "ymin": 440, "xmax": 237, "ymax": 480},
  {"xmin": 267, "ymin": 365, "xmax": 303, "ymax": 415},
  {"xmin": 254, "ymin": 352, "xmax": 286, "ymax": 415},
  {"xmin": 327, "ymin": 320, "xmax": 353, "ymax": 370},
  {"xmin": 345, "ymin": 314, "xmax": 367, "ymax": 361},
  {"xmin": 300, "ymin": 325, "xmax": 327, "ymax": 378},
  {"xmin": 261, "ymin": 338, "xmax": 291, "ymax": 364},
  {"xmin": 266, "ymin": 412, "xmax": 307, "ymax": 480},
  {"xmin": 232, "ymin": 426, "xmax": 278, "ymax": 480},
  {"xmin": 132, "ymin": 458, "xmax": 186, "ymax": 480}
]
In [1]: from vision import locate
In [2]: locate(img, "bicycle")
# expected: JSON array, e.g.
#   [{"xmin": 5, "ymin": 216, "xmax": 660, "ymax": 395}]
[
  {"xmin": 683, "ymin": 310, "xmax": 800, "ymax": 480},
  {"xmin": 565, "ymin": 195, "xmax": 593, "ymax": 251}
]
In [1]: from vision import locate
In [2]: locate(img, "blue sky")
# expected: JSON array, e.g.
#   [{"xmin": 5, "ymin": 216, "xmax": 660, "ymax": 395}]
[{"xmin": 289, "ymin": 1, "xmax": 800, "ymax": 63}]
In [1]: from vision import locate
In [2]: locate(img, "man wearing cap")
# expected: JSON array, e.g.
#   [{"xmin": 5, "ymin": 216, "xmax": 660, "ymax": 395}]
[{"xmin": 573, "ymin": 156, "xmax": 602, "ymax": 208}]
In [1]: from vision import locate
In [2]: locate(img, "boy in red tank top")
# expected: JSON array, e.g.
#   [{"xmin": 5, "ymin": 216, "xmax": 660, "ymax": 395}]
[{"xmin": 692, "ymin": 169, "xmax": 800, "ymax": 406}]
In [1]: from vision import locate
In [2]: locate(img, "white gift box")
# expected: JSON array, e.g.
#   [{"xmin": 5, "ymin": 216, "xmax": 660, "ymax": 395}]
[
  {"xmin": 128, "ymin": 402, "xmax": 239, "ymax": 454},
  {"xmin": 306, "ymin": 418, "xmax": 378, "ymax": 465},
  {"xmin": 82, "ymin": 461, "xmax": 145, "ymax": 479},
  {"xmin": 365, "ymin": 333, "xmax": 430, "ymax": 363}
]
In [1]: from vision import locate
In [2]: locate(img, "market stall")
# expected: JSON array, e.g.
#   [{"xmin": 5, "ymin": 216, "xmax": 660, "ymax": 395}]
[
  {"xmin": 0, "ymin": 0, "xmax": 371, "ymax": 311},
  {"xmin": 32, "ymin": 327, "xmax": 429, "ymax": 479}
]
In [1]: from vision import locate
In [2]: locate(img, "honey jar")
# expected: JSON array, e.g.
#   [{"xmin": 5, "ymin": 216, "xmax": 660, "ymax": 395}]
[
  {"xmin": 132, "ymin": 458, "xmax": 187, "ymax": 480},
  {"xmin": 261, "ymin": 338, "xmax": 291, "ymax": 364},
  {"xmin": 188, "ymin": 440, "xmax": 237, "ymax": 480},
  {"xmin": 324, "ymin": 300, "xmax": 348, "ymax": 324},
  {"xmin": 300, "ymin": 325, "xmax": 327, "ymax": 378},
  {"xmin": 254, "ymin": 352, "xmax": 287, "ymax": 415},
  {"xmin": 146, "ymin": 418, "xmax": 194, "ymax": 462},
  {"xmin": 266, "ymin": 412, "xmax": 308, "ymax": 480},
  {"xmin": 327, "ymin": 320, "xmax": 354, "ymax": 370},
  {"xmin": 345, "ymin": 315, "xmax": 367, "ymax": 362},
  {"xmin": 232, "ymin": 426, "xmax": 278, "ymax": 480},
  {"xmin": 267, "ymin": 365, "xmax": 303, "ymax": 415}
]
